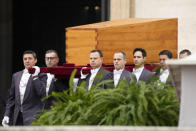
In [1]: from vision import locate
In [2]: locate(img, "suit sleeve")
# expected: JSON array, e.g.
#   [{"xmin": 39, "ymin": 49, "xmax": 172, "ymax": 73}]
[
  {"xmin": 53, "ymin": 78, "xmax": 69, "ymax": 92},
  {"xmin": 145, "ymin": 71, "xmax": 155, "ymax": 83},
  {"xmin": 32, "ymin": 73, "xmax": 47, "ymax": 98},
  {"xmin": 77, "ymin": 74, "xmax": 89, "ymax": 87},
  {"xmin": 4, "ymin": 74, "xmax": 15, "ymax": 117}
]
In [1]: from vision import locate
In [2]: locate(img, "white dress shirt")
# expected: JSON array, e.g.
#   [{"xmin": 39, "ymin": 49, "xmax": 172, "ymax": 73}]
[
  {"xmin": 46, "ymin": 73, "xmax": 54, "ymax": 96},
  {"xmin": 19, "ymin": 69, "xmax": 31, "ymax": 104},
  {"xmin": 132, "ymin": 67, "xmax": 144, "ymax": 82},
  {"xmin": 159, "ymin": 69, "xmax": 169, "ymax": 83},
  {"xmin": 88, "ymin": 67, "xmax": 100, "ymax": 90},
  {"xmin": 113, "ymin": 69, "xmax": 123, "ymax": 86}
]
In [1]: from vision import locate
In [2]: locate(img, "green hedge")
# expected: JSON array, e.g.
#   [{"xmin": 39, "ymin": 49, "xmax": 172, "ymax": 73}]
[{"xmin": 33, "ymin": 69, "xmax": 179, "ymax": 126}]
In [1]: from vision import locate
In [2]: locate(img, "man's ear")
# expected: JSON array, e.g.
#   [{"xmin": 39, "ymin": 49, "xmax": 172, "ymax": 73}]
[
  {"xmin": 143, "ymin": 57, "xmax": 146, "ymax": 61},
  {"xmin": 57, "ymin": 57, "xmax": 59, "ymax": 63},
  {"xmin": 101, "ymin": 57, "xmax": 103, "ymax": 61},
  {"xmin": 35, "ymin": 58, "xmax": 37, "ymax": 64}
]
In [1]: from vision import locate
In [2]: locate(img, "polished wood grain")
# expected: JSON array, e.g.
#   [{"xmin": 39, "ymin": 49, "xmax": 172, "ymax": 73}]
[{"xmin": 65, "ymin": 18, "xmax": 177, "ymax": 65}]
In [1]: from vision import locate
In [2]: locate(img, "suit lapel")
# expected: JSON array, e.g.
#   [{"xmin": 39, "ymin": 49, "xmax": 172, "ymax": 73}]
[
  {"xmin": 23, "ymin": 75, "xmax": 32, "ymax": 103},
  {"xmin": 48, "ymin": 79, "xmax": 55, "ymax": 94},
  {"xmin": 139, "ymin": 68, "xmax": 146, "ymax": 81},
  {"xmin": 115, "ymin": 70, "xmax": 125, "ymax": 87},
  {"xmin": 16, "ymin": 71, "xmax": 23, "ymax": 105},
  {"xmin": 139, "ymin": 68, "xmax": 148, "ymax": 81},
  {"xmin": 166, "ymin": 74, "xmax": 172, "ymax": 85},
  {"xmin": 92, "ymin": 67, "xmax": 103, "ymax": 86},
  {"xmin": 119, "ymin": 70, "xmax": 125, "ymax": 82},
  {"xmin": 85, "ymin": 73, "xmax": 91, "ymax": 88}
]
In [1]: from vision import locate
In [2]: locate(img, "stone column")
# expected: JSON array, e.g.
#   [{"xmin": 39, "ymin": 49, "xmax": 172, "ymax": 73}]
[
  {"xmin": 110, "ymin": 0, "xmax": 133, "ymax": 20},
  {"xmin": 167, "ymin": 54, "xmax": 196, "ymax": 127}
]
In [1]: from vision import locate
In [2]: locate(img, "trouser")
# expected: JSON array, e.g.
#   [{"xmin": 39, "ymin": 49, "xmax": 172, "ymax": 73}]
[{"xmin": 15, "ymin": 111, "xmax": 23, "ymax": 126}]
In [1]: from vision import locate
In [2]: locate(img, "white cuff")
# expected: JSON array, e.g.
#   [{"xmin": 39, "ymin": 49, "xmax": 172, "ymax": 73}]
[{"xmin": 80, "ymin": 67, "xmax": 88, "ymax": 79}]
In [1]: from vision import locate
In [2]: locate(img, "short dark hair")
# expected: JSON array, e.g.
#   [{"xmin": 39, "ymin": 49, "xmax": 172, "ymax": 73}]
[
  {"xmin": 159, "ymin": 50, "xmax": 173, "ymax": 59},
  {"xmin": 45, "ymin": 49, "xmax": 59, "ymax": 57},
  {"xmin": 133, "ymin": 48, "xmax": 146, "ymax": 57},
  {"xmin": 115, "ymin": 51, "xmax": 126, "ymax": 59},
  {"xmin": 23, "ymin": 50, "xmax": 37, "ymax": 59},
  {"xmin": 90, "ymin": 49, "xmax": 103, "ymax": 57},
  {"xmin": 179, "ymin": 49, "xmax": 191, "ymax": 56}
]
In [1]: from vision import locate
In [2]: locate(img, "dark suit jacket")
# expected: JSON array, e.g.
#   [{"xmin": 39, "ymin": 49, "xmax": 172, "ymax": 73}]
[
  {"xmin": 78, "ymin": 67, "xmax": 113, "ymax": 89},
  {"xmin": 138, "ymin": 68, "xmax": 154, "ymax": 83},
  {"xmin": 4, "ymin": 70, "xmax": 46, "ymax": 125},
  {"xmin": 44, "ymin": 78, "xmax": 69, "ymax": 109},
  {"xmin": 116, "ymin": 69, "xmax": 136, "ymax": 86}
]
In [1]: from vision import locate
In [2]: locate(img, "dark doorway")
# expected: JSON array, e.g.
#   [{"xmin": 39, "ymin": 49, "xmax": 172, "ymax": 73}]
[{"xmin": 12, "ymin": 0, "xmax": 110, "ymax": 73}]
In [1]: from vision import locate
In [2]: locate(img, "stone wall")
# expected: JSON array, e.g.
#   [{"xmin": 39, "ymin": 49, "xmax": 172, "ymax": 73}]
[{"xmin": 110, "ymin": 0, "xmax": 196, "ymax": 55}]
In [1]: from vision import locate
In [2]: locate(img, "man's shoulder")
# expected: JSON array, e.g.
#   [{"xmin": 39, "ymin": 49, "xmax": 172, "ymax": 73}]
[
  {"xmin": 123, "ymin": 69, "xmax": 131, "ymax": 74},
  {"xmin": 98, "ymin": 67, "xmax": 113, "ymax": 80},
  {"xmin": 143, "ymin": 68, "xmax": 154, "ymax": 75},
  {"xmin": 38, "ymin": 73, "xmax": 47, "ymax": 77},
  {"xmin": 12, "ymin": 70, "xmax": 23, "ymax": 77},
  {"xmin": 100, "ymin": 67, "xmax": 112, "ymax": 74}
]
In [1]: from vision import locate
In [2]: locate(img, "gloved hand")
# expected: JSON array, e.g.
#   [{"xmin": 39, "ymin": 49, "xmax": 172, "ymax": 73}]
[
  {"xmin": 2, "ymin": 116, "xmax": 9, "ymax": 127},
  {"xmin": 80, "ymin": 67, "xmax": 88, "ymax": 79},
  {"xmin": 73, "ymin": 78, "xmax": 79, "ymax": 87},
  {"xmin": 32, "ymin": 66, "xmax": 40, "ymax": 77}
]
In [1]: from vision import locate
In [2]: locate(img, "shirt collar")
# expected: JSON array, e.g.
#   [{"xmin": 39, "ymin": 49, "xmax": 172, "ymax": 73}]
[
  {"xmin": 47, "ymin": 73, "xmax": 54, "ymax": 78},
  {"xmin": 23, "ymin": 68, "xmax": 29, "ymax": 74},
  {"xmin": 160, "ymin": 69, "xmax": 169, "ymax": 73},
  {"xmin": 113, "ymin": 69, "xmax": 123, "ymax": 74},
  {"xmin": 133, "ymin": 66, "xmax": 144, "ymax": 73},
  {"xmin": 91, "ymin": 66, "xmax": 101, "ymax": 74}
]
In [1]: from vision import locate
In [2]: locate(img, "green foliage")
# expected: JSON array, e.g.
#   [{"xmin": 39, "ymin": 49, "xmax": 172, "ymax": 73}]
[{"xmin": 33, "ymin": 69, "xmax": 179, "ymax": 126}]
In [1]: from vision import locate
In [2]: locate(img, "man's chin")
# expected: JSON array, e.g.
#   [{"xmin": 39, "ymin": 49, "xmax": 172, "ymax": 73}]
[
  {"xmin": 91, "ymin": 65, "xmax": 100, "ymax": 69},
  {"xmin": 25, "ymin": 66, "xmax": 31, "ymax": 69},
  {"xmin": 90, "ymin": 64, "xmax": 95, "ymax": 67},
  {"xmin": 115, "ymin": 67, "xmax": 120, "ymax": 70}
]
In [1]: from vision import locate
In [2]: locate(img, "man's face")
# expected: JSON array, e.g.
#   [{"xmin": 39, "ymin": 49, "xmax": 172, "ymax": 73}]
[
  {"xmin": 159, "ymin": 54, "xmax": 169, "ymax": 70},
  {"xmin": 90, "ymin": 52, "xmax": 102, "ymax": 69},
  {"xmin": 179, "ymin": 53, "xmax": 188, "ymax": 59},
  {"xmin": 113, "ymin": 53, "xmax": 126, "ymax": 70},
  {"xmin": 45, "ymin": 52, "xmax": 59, "ymax": 67},
  {"xmin": 133, "ymin": 51, "xmax": 145, "ymax": 67},
  {"xmin": 23, "ymin": 54, "xmax": 37, "ymax": 69}
]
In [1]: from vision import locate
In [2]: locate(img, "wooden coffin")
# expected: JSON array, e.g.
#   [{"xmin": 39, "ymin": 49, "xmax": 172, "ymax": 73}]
[{"xmin": 65, "ymin": 18, "xmax": 177, "ymax": 65}]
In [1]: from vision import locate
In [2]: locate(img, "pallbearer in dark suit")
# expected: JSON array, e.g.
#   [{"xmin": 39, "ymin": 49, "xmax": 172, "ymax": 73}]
[
  {"xmin": 44, "ymin": 50, "xmax": 69, "ymax": 109},
  {"xmin": 2, "ymin": 50, "xmax": 46, "ymax": 126},
  {"xmin": 132, "ymin": 48, "xmax": 154, "ymax": 83},
  {"xmin": 155, "ymin": 50, "xmax": 173, "ymax": 85},
  {"xmin": 78, "ymin": 49, "xmax": 113, "ymax": 90},
  {"xmin": 113, "ymin": 51, "xmax": 136, "ymax": 87}
]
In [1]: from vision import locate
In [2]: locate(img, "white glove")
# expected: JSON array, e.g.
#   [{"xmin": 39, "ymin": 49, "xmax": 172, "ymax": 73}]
[
  {"xmin": 2, "ymin": 116, "xmax": 9, "ymax": 127},
  {"xmin": 32, "ymin": 66, "xmax": 40, "ymax": 77},
  {"xmin": 80, "ymin": 67, "xmax": 88, "ymax": 79},
  {"xmin": 73, "ymin": 78, "xmax": 79, "ymax": 88}
]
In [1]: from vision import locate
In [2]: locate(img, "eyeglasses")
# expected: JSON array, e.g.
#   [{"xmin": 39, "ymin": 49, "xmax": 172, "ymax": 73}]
[{"xmin": 45, "ymin": 57, "xmax": 57, "ymax": 61}]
